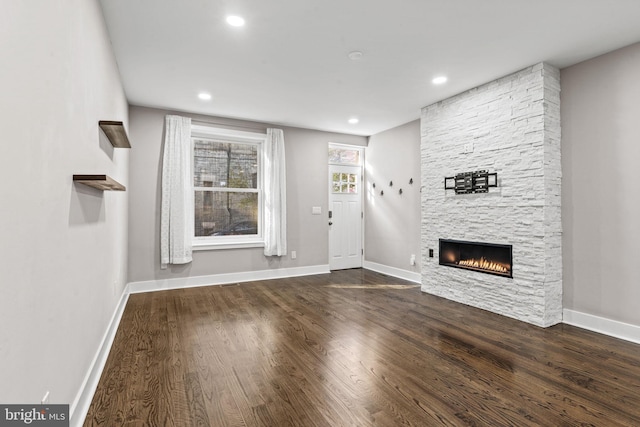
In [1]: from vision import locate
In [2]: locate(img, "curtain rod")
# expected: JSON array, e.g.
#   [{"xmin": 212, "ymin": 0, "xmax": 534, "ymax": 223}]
[{"xmin": 191, "ymin": 119, "xmax": 268, "ymax": 132}]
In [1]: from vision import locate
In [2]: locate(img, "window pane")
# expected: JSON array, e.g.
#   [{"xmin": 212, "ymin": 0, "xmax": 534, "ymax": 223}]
[
  {"xmin": 195, "ymin": 191, "xmax": 258, "ymax": 237},
  {"xmin": 194, "ymin": 139, "xmax": 258, "ymax": 189},
  {"xmin": 331, "ymin": 172, "xmax": 358, "ymax": 193},
  {"xmin": 328, "ymin": 147, "xmax": 360, "ymax": 165}
]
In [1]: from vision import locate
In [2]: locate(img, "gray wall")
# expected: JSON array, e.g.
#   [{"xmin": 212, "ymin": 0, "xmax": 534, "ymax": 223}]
[
  {"xmin": 561, "ymin": 42, "xmax": 640, "ymax": 326},
  {"xmin": 0, "ymin": 0, "xmax": 128, "ymax": 406},
  {"xmin": 364, "ymin": 120, "xmax": 421, "ymax": 273},
  {"xmin": 128, "ymin": 106, "xmax": 366, "ymax": 283}
]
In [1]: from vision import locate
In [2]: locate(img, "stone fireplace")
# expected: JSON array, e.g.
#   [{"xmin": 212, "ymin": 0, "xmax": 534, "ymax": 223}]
[{"xmin": 420, "ymin": 63, "xmax": 562, "ymax": 327}]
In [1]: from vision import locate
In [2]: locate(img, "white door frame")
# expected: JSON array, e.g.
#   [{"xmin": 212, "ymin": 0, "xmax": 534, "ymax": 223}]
[{"xmin": 328, "ymin": 143, "xmax": 364, "ymax": 270}]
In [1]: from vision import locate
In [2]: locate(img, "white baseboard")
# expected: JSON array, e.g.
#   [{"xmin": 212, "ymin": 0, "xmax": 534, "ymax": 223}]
[
  {"xmin": 70, "ymin": 288, "xmax": 130, "ymax": 427},
  {"xmin": 363, "ymin": 260, "xmax": 421, "ymax": 283},
  {"xmin": 563, "ymin": 309, "xmax": 640, "ymax": 345},
  {"xmin": 128, "ymin": 264, "xmax": 330, "ymax": 294}
]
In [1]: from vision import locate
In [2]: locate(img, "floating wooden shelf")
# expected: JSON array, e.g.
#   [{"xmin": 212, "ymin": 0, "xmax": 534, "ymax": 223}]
[
  {"xmin": 99, "ymin": 121, "xmax": 131, "ymax": 148},
  {"xmin": 73, "ymin": 175, "xmax": 126, "ymax": 191}
]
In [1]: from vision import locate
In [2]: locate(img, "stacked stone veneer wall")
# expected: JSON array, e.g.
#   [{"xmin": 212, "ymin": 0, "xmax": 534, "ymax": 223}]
[{"xmin": 420, "ymin": 63, "xmax": 562, "ymax": 327}]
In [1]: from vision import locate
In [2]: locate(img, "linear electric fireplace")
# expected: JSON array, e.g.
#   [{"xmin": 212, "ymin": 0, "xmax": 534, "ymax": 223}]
[{"xmin": 439, "ymin": 239, "xmax": 513, "ymax": 278}]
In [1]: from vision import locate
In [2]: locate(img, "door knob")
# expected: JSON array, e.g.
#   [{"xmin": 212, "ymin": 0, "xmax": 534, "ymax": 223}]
[{"xmin": 329, "ymin": 221, "xmax": 333, "ymax": 226}]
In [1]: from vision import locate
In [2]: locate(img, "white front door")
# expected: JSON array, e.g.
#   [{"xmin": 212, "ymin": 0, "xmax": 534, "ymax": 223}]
[{"xmin": 329, "ymin": 164, "xmax": 363, "ymax": 270}]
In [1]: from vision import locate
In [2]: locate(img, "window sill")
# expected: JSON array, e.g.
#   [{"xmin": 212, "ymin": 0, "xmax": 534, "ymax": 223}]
[{"xmin": 192, "ymin": 240, "xmax": 265, "ymax": 251}]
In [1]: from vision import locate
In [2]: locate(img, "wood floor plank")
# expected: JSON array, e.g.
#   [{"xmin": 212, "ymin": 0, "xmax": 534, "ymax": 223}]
[{"xmin": 85, "ymin": 269, "xmax": 640, "ymax": 426}]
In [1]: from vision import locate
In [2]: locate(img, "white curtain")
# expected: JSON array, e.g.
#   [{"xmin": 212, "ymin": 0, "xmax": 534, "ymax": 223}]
[
  {"xmin": 263, "ymin": 128, "xmax": 287, "ymax": 256},
  {"xmin": 160, "ymin": 115, "xmax": 193, "ymax": 266}
]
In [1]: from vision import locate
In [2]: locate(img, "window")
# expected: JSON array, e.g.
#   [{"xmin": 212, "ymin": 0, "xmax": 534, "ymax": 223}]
[
  {"xmin": 191, "ymin": 125, "xmax": 266, "ymax": 250},
  {"xmin": 329, "ymin": 144, "xmax": 362, "ymax": 193},
  {"xmin": 332, "ymin": 172, "xmax": 358, "ymax": 194},
  {"xmin": 328, "ymin": 145, "xmax": 361, "ymax": 166}
]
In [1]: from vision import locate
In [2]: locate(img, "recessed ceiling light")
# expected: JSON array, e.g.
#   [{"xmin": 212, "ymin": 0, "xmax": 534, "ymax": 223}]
[
  {"xmin": 226, "ymin": 15, "xmax": 245, "ymax": 27},
  {"xmin": 348, "ymin": 117, "xmax": 359, "ymax": 124},
  {"xmin": 198, "ymin": 92, "xmax": 212, "ymax": 101},
  {"xmin": 432, "ymin": 76, "xmax": 448, "ymax": 85},
  {"xmin": 348, "ymin": 51, "xmax": 364, "ymax": 60}
]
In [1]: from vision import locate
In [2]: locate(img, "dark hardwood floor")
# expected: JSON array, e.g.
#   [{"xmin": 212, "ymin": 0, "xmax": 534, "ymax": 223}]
[{"xmin": 85, "ymin": 269, "xmax": 640, "ymax": 426}]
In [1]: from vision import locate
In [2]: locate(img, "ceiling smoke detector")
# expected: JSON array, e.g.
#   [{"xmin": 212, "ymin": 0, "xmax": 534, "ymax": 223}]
[{"xmin": 348, "ymin": 51, "xmax": 364, "ymax": 60}]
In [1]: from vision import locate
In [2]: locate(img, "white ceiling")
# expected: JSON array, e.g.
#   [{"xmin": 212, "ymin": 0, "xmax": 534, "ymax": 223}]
[{"xmin": 99, "ymin": 0, "xmax": 640, "ymax": 136}]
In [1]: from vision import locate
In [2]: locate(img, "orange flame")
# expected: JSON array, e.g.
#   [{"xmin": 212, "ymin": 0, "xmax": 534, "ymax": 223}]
[{"xmin": 458, "ymin": 257, "xmax": 509, "ymax": 274}]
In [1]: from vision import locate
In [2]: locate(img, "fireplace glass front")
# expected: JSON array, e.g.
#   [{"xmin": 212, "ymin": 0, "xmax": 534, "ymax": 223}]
[{"xmin": 439, "ymin": 239, "xmax": 512, "ymax": 278}]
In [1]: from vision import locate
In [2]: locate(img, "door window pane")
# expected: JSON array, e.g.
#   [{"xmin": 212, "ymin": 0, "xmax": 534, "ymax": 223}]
[{"xmin": 332, "ymin": 172, "xmax": 358, "ymax": 194}]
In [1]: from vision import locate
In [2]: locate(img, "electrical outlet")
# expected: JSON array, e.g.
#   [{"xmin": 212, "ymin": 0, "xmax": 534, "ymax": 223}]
[
  {"xmin": 410, "ymin": 254, "xmax": 416, "ymax": 266},
  {"xmin": 41, "ymin": 391, "xmax": 50, "ymax": 404},
  {"xmin": 291, "ymin": 251, "xmax": 297, "ymax": 260}
]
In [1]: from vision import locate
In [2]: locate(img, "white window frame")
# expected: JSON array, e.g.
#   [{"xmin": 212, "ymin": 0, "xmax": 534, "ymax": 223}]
[{"xmin": 191, "ymin": 124, "xmax": 266, "ymax": 250}]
